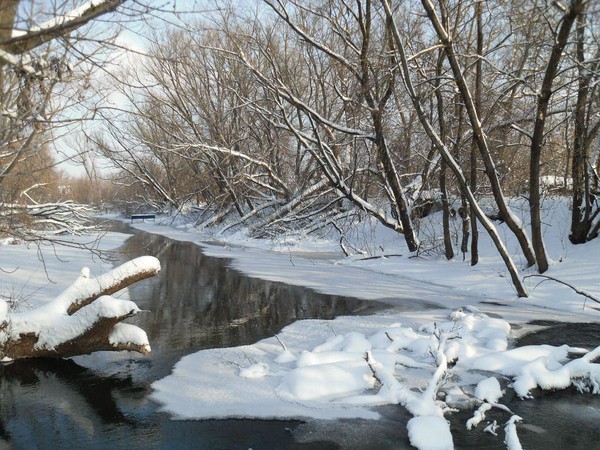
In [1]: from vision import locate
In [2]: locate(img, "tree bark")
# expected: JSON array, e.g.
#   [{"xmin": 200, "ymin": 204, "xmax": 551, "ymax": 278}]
[
  {"xmin": 530, "ymin": 0, "xmax": 584, "ymax": 271},
  {"xmin": 1, "ymin": 256, "xmax": 160, "ymax": 360}
]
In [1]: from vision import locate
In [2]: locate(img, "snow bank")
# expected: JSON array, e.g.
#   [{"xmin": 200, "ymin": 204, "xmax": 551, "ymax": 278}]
[{"xmin": 152, "ymin": 306, "xmax": 600, "ymax": 448}]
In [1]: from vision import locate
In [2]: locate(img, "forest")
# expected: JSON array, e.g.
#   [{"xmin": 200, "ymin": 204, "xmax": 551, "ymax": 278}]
[
  {"xmin": 1, "ymin": 1, "xmax": 599, "ymax": 298},
  {"xmin": 0, "ymin": 0, "xmax": 599, "ymax": 347},
  {"xmin": 99, "ymin": 1, "xmax": 599, "ymax": 296}
]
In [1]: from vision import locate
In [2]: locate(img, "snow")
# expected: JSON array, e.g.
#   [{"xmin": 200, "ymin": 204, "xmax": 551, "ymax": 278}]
[
  {"xmin": 239, "ymin": 362, "xmax": 269, "ymax": 379},
  {"xmin": 0, "ymin": 232, "xmax": 155, "ymax": 354},
  {"xmin": 466, "ymin": 403, "xmax": 492, "ymax": 430},
  {"xmin": 504, "ymin": 415, "xmax": 523, "ymax": 450},
  {"xmin": 31, "ymin": 295, "xmax": 141, "ymax": 350},
  {"xmin": 109, "ymin": 322, "xmax": 150, "ymax": 352},
  {"xmin": 277, "ymin": 360, "xmax": 375, "ymax": 401},
  {"xmin": 2, "ymin": 199, "xmax": 600, "ymax": 448},
  {"xmin": 150, "ymin": 305, "xmax": 600, "ymax": 442},
  {"xmin": 474, "ymin": 377, "xmax": 503, "ymax": 403},
  {"xmin": 13, "ymin": 0, "xmax": 117, "ymax": 37},
  {"xmin": 131, "ymin": 198, "xmax": 600, "ymax": 448},
  {"xmin": 407, "ymin": 416, "xmax": 453, "ymax": 450}
]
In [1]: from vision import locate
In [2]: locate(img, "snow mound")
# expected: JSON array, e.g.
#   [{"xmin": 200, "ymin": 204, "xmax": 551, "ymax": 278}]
[
  {"xmin": 407, "ymin": 416, "xmax": 453, "ymax": 450},
  {"xmin": 152, "ymin": 308, "xmax": 600, "ymax": 447}
]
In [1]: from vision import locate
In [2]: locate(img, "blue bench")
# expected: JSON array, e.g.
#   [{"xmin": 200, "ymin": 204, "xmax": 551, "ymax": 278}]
[{"xmin": 130, "ymin": 214, "xmax": 156, "ymax": 223}]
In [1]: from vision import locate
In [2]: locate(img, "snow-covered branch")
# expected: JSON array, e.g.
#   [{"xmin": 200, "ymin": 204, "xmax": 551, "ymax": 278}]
[
  {"xmin": 0, "ymin": 0, "xmax": 127, "ymax": 56},
  {"xmin": 0, "ymin": 256, "xmax": 160, "ymax": 360},
  {"xmin": 0, "ymin": 201, "xmax": 96, "ymax": 237},
  {"xmin": 524, "ymin": 274, "xmax": 600, "ymax": 307}
]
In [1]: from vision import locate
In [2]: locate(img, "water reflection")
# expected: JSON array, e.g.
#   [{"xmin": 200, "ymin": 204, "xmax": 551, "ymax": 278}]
[
  {"xmin": 0, "ymin": 224, "xmax": 384, "ymax": 449},
  {"xmin": 0, "ymin": 358, "xmax": 337, "ymax": 449},
  {"xmin": 120, "ymin": 230, "xmax": 382, "ymax": 381}
]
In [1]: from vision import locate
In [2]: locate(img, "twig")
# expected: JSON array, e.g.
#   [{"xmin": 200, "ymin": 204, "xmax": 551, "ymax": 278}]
[
  {"xmin": 273, "ymin": 333, "xmax": 288, "ymax": 352},
  {"xmin": 363, "ymin": 352, "xmax": 383, "ymax": 387},
  {"xmin": 524, "ymin": 274, "xmax": 600, "ymax": 309},
  {"xmin": 358, "ymin": 254, "xmax": 403, "ymax": 261}
]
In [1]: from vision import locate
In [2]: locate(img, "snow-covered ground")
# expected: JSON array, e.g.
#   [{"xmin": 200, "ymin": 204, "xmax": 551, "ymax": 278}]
[
  {"xmin": 1, "ymin": 198, "xmax": 599, "ymax": 450},
  {"xmin": 128, "ymin": 198, "xmax": 599, "ymax": 450},
  {"xmin": 0, "ymin": 232, "xmax": 131, "ymax": 306}
]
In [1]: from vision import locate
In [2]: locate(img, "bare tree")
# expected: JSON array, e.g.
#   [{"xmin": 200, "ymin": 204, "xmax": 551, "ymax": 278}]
[
  {"xmin": 0, "ymin": 0, "xmax": 136, "ymax": 241},
  {"xmin": 569, "ymin": 2, "xmax": 600, "ymax": 243},
  {"xmin": 250, "ymin": 0, "xmax": 421, "ymax": 251},
  {"xmin": 419, "ymin": 0, "xmax": 537, "ymax": 270},
  {"xmin": 91, "ymin": 0, "xmax": 597, "ymax": 294},
  {"xmin": 382, "ymin": 0, "xmax": 528, "ymax": 297}
]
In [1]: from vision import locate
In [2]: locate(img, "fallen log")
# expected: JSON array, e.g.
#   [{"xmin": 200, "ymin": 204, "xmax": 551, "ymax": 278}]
[{"xmin": 0, "ymin": 256, "xmax": 160, "ymax": 360}]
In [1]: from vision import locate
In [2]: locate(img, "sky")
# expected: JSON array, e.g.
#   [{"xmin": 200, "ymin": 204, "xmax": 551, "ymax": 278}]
[
  {"xmin": 52, "ymin": 0, "xmax": 264, "ymax": 178},
  {"xmin": 46, "ymin": 0, "xmax": 207, "ymax": 178}
]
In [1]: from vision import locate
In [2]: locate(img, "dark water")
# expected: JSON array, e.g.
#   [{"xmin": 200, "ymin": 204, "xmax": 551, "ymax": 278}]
[
  {"xmin": 0, "ymin": 224, "xmax": 405, "ymax": 449},
  {"xmin": 448, "ymin": 321, "xmax": 600, "ymax": 449},
  {"xmin": 114, "ymin": 229, "xmax": 385, "ymax": 383}
]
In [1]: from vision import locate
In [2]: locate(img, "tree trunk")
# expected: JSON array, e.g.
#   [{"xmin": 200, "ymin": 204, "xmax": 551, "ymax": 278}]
[
  {"xmin": 570, "ymin": 10, "xmax": 594, "ymax": 244},
  {"xmin": 452, "ymin": 97, "xmax": 470, "ymax": 260},
  {"xmin": 470, "ymin": 0, "xmax": 483, "ymax": 267},
  {"xmin": 435, "ymin": 51, "xmax": 453, "ymax": 260},
  {"xmin": 1, "ymin": 256, "xmax": 160, "ymax": 360},
  {"xmin": 421, "ymin": 0, "xmax": 537, "ymax": 269},
  {"xmin": 372, "ymin": 111, "xmax": 419, "ymax": 252},
  {"xmin": 530, "ymin": 0, "xmax": 584, "ymax": 272},
  {"xmin": 440, "ymin": 159, "xmax": 454, "ymax": 260}
]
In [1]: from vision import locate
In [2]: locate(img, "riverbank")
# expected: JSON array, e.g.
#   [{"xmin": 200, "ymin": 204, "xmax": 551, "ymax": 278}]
[
  {"xmin": 127, "ymin": 202, "xmax": 600, "ymax": 319},
  {"xmin": 1, "ymin": 210, "xmax": 599, "ymax": 449},
  {"xmin": 125, "ymin": 206, "xmax": 600, "ymax": 449}
]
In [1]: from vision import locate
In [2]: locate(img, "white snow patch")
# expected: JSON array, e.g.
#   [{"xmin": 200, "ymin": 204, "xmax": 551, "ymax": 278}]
[
  {"xmin": 474, "ymin": 377, "xmax": 503, "ymax": 403},
  {"xmin": 239, "ymin": 362, "xmax": 270, "ymax": 379},
  {"xmin": 407, "ymin": 416, "xmax": 453, "ymax": 450},
  {"xmin": 504, "ymin": 415, "xmax": 523, "ymax": 450}
]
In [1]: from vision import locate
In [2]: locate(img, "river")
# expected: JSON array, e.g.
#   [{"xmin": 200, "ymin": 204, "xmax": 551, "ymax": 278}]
[
  {"xmin": 0, "ymin": 224, "xmax": 598, "ymax": 449},
  {"xmin": 0, "ymin": 224, "xmax": 398, "ymax": 449}
]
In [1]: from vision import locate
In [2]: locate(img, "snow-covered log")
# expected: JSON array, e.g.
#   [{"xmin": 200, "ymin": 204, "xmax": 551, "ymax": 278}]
[{"xmin": 0, "ymin": 256, "xmax": 160, "ymax": 360}]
